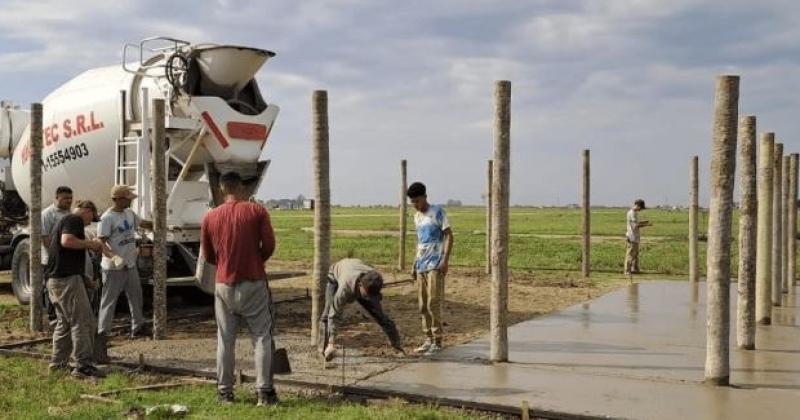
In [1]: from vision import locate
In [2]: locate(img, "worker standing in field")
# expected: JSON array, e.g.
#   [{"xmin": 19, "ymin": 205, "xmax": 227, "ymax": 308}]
[
  {"xmin": 97, "ymin": 185, "xmax": 153, "ymax": 341},
  {"xmin": 624, "ymin": 199, "xmax": 652, "ymax": 275},
  {"xmin": 201, "ymin": 172, "xmax": 278, "ymax": 406},
  {"xmin": 319, "ymin": 258, "xmax": 404, "ymax": 361},
  {"xmin": 407, "ymin": 182, "xmax": 454, "ymax": 356},
  {"xmin": 42, "ymin": 186, "xmax": 74, "ymax": 326},
  {"xmin": 45, "ymin": 200, "xmax": 104, "ymax": 378}
]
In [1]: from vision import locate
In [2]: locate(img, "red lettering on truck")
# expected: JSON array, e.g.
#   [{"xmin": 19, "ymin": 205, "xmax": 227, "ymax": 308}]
[
  {"xmin": 90, "ymin": 111, "xmax": 104, "ymax": 130},
  {"xmin": 63, "ymin": 120, "xmax": 72, "ymax": 139},
  {"xmin": 75, "ymin": 114, "xmax": 86, "ymax": 135}
]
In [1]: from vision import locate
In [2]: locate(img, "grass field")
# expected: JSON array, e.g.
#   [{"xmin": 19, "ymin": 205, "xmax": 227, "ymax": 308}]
[
  {"xmin": 0, "ymin": 357, "xmax": 488, "ymax": 419},
  {"xmin": 269, "ymin": 206, "xmax": 742, "ymax": 277}
]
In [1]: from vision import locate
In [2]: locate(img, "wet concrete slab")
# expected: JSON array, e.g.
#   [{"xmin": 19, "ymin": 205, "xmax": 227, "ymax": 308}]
[{"xmin": 361, "ymin": 281, "xmax": 800, "ymax": 419}]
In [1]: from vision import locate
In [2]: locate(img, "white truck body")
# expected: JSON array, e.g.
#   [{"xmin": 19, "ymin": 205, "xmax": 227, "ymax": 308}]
[{"xmin": 0, "ymin": 37, "xmax": 279, "ymax": 303}]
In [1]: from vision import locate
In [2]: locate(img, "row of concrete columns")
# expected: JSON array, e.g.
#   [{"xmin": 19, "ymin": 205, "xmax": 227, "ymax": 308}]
[
  {"xmin": 703, "ymin": 75, "xmax": 800, "ymax": 385},
  {"xmin": 309, "ymin": 83, "xmax": 513, "ymax": 361}
]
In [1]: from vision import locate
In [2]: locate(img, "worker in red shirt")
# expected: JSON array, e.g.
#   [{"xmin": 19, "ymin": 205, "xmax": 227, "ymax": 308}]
[{"xmin": 201, "ymin": 172, "xmax": 277, "ymax": 406}]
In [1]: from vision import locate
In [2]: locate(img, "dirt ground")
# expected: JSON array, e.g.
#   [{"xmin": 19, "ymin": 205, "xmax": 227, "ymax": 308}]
[{"xmin": 0, "ymin": 263, "xmax": 625, "ymax": 386}]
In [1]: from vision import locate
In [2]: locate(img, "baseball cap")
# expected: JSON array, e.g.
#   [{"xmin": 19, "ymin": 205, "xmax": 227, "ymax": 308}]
[
  {"xmin": 75, "ymin": 200, "xmax": 100, "ymax": 222},
  {"xmin": 111, "ymin": 185, "xmax": 137, "ymax": 200}
]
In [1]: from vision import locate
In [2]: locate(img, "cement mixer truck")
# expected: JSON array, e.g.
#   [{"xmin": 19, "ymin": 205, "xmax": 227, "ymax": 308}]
[{"xmin": 0, "ymin": 37, "xmax": 279, "ymax": 304}]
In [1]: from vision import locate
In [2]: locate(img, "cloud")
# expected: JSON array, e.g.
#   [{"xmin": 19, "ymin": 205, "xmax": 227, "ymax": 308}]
[{"xmin": 1, "ymin": 0, "xmax": 799, "ymax": 206}]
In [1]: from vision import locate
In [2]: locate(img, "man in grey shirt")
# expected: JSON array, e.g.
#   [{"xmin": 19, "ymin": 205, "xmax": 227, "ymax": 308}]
[
  {"xmin": 42, "ymin": 186, "xmax": 73, "ymax": 325},
  {"xmin": 97, "ymin": 185, "xmax": 152, "ymax": 341},
  {"xmin": 319, "ymin": 258, "xmax": 404, "ymax": 361}
]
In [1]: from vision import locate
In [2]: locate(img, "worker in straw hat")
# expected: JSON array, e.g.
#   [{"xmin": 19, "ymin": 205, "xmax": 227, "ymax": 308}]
[{"xmin": 96, "ymin": 185, "xmax": 153, "ymax": 350}]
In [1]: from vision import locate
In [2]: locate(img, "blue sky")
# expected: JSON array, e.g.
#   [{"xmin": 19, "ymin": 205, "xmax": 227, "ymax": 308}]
[{"xmin": 2, "ymin": 0, "xmax": 799, "ymax": 206}]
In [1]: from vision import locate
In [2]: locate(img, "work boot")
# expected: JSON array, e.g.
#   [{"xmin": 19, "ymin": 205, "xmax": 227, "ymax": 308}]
[
  {"xmin": 94, "ymin": 334, "xmax": 110, "ymax": 364},
  {"xmin": 71, "ymin": 365, "xmax": 105, "ymax": 379},
  {"xmin": 130, "ymin": 325, "xmax": 150, "ymax": 339},
  {"xmin": 48, "ymin": 362, "xmax": 70, "ymax": 374},
  {"xmin": 256, "ymin": 389, "xmax": 279, "ymax": 406},
  {"xmin": 218, "ymin": 390, "xmax": 234, "ymax": 404}
]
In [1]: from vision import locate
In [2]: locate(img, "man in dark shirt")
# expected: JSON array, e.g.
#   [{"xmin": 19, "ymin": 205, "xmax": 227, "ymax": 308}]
[
  {"xmin": 201, "ymin": 172, "xmax": 277, "ymax": 406},
  {"xmin": 46, "ymin": 200, "xmax": 104, "ymax": 378}
]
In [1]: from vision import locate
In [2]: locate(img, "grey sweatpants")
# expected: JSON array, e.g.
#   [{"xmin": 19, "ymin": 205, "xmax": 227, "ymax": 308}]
[
  {"xmin": 48, "ymin": 275, "xmax": 95, "ymax": 368},
  {"xmin": 98, "ymin": 267, "xmax": 145, "ymax": 335},
  {"xmin": 215, "ymin": 280, "xmax": 275, "ymax": 393}
]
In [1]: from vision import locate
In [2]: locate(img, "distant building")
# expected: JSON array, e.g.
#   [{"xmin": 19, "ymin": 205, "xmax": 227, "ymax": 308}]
[{"xmin": 446, "ymin": 199, "xmax": 463, "ymax": 207}]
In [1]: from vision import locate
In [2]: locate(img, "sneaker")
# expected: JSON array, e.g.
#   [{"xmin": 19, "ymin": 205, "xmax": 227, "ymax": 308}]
[
  {"xmin": 413, "ymin": 340, "xmax": 433, "ymax": 354},
  {"xmin": 424, "ymin": 343, "xmax": 443, "ymax": 356},
  {"xmin": 323, "ymin": 344, "xmax": 337, "ymax": 361},
  {"xmin": 71, "ymin": 365, "xmax": 105, "ymax": 379},
  {"xmin": 218, "ymin": 390, "xmax": 234, "ymax": 404},
  {"xmin": 257, "ymin": 389, "xmax": 279, "ymax": 406}
]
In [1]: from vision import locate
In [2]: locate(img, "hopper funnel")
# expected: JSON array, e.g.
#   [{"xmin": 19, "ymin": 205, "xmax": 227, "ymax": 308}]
[{"xmin": 193, "ymin": 45, "xmax": 275, "ymax": 98}]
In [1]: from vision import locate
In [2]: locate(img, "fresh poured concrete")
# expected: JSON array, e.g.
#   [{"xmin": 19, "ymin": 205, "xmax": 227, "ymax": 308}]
[{"xmin": 362, "ymin": 282, "xmax": 800, "ymax": 419}]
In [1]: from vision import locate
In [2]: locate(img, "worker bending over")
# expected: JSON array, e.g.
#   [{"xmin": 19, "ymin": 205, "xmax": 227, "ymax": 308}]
[{"xmin": 320, "ymin": 258, "xmax": 404, "ymax": 360}]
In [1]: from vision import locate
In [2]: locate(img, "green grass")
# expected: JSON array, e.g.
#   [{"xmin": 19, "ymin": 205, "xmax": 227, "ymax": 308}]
[
  {"xmin": 268, "ymin": 206, "xmax": 747, "ymax": 277},
  {"xmin": 0, "ymin": 357, "xmax": 488, "ymax": 419}
]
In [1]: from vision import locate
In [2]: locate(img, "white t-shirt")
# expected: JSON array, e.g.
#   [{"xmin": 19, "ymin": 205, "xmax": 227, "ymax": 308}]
[
  {"xmin": 41, "ymin": 204, "xmax": 70, "ymax": 265},
  {"xmin": 626, "ymin": 208, "xmax": 640, "ymax": 243},
  {"xmin": 98, "ymin": 208, "xmax": 140, "ymax": 270}
]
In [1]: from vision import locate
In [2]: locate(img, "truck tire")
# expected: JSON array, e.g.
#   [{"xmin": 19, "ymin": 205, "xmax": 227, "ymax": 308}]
[{"xmin": 11, "ymin": 238, "xmax": 31, "ymax": 304}]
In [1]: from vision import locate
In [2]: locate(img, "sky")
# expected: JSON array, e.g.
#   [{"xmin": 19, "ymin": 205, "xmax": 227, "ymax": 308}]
[{"xmin": 1, "ymin": 0, "xmax": 799, "ymax": 206}]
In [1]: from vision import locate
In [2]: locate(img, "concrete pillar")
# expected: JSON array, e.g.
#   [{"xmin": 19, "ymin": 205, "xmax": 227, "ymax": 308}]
[
  {"xmin": 398, "ymin": 159, "xmax": 408, "ymax": 271},
  {"xmin": 28, "ymin": 103, "xmax": 44, "ymax": 332},
  {"xmin": 689, "ymin": 156, "xmax": 699, "ymax": 282},
  {"xmin": 789, "ymin": 154, "xmax": 799, "ymax": 291},
  {"xmin": 783, "ymin": 156, "xmax": 791, "ymax": 294},
  {"xmin": 582, "ymin": 149, "xmax": 590, "ymax": 278},
  {"xmin": 704, "ymin": 75, "xmax": 738, "ymax": 386},
  {"xmin": 756, "ymin": 133, "xmax": 774, "ymax": 325},
  {"xmin": 772, "ymin": 142, "xmax": 784, "ymax": 305},
  {"xmin": 151, "ymin": 98, "xmax": 167, "ymax": 339},
  {"xmin": 736, "ymin": 116, "xmax": 756, "ymax": 350},
  {"xmin": 490, "ymin": 81, "xmax": 511, "ymax": 362},
  {"xmin": 311, "ymin": 90, "xmax": 331, "ymax": 346},
  {"xmin": 486, "ymin": 159, "xmax": 493, "ymax": 275}
]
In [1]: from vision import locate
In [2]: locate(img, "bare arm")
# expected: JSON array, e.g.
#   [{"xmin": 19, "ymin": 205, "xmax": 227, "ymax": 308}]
[
  {"xmin": 440, "ymin": 227, "xmax": 454, "ymax": 275},
  {"xmin": 61, "ymin": 234, "xmax": 101, "ymax": 251}
]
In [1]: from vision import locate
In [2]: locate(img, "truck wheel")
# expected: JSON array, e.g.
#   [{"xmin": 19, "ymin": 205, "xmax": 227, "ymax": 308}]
[{"xmin": 11, "ymin": 238, "xmax": 31, "ymax": 304}]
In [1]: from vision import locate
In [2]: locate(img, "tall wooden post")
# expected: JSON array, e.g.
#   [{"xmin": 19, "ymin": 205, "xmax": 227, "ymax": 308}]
[
  {"xmin": 783, "ymin": 156, "xmax": 791, "ymax": 294},
  {"xmin": 398, "ymin": 159, "xmax": 408, "ymax": 271},
  {"xmin": 704, "ymin": 75, "xmax": 738, "ymax": 386},
  {"xmin": 29, "ymin": 103, "xmax": 44, "ymax": 333},
  {"xmin": 582, "ymin": 150, "xmax": 591, "ymax": 278},
  {"xmin": 756, "ymin": 133, "xmax": 775, "ymax": 325},
  {"xmin": 151, "ymin": 98, "xmax": 167, "ymax": 339},
  {"xmin": 311, "ymin": 90, "xmax": 331, "ymax": 346},
  {"xmin": 689, "ymin": 155, "xmax": 699, "ymax": 282},
  {"xmin": 736, "ymin": 116, "xmax": 757, "ymax": 350},
  {"xmin": 486, "ymin": 159, "xmax": 493, "ymax": 275},
  {"xmin": 772, "ymin": 143, "xmax": 784, "ymax": 305},
  {"xmin": 789, "ymin": 154, "xmax": 799, "ymax": 291},
  {"xmin": 490, "ymin": 81, "xmax": 511, "ymax": 362}
]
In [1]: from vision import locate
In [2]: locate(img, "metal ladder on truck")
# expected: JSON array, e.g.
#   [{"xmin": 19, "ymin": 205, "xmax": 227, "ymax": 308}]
[{"xmin": 114, "ymin": 88, "xmax": 152, "ymax": 221}]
